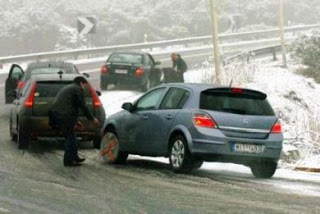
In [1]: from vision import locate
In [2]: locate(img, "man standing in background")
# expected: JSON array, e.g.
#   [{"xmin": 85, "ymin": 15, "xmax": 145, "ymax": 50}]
[{"xmin": 171, "ymin": 53, "xmax": 187, "ymax": 82}]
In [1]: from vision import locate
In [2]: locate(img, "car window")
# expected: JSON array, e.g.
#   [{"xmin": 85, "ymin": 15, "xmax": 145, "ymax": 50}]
[
  {"xmin": 35, "ymin": 81, "xmax": 72, "ymax": 98},
  {"xmin": 10, "ymin": 66, "xmax": 24, "ymax": 81},
  {"xmin": 135, "ymin": 88, "xmax": 166, "ymax": 111},
  {"xmin": 200, "ymin": 92, "xmax": 275, "ymax": 116},
  {"xmin": 160, "ymin": 87, "xmax": 191, "ymax": 109},
  {"xmin": 108, "ymin": 53, "xmax": 143, "ymax": 65}
]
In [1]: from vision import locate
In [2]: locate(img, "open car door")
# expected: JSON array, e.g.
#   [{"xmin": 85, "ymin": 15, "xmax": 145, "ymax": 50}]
[{"xmin": 5, "ymin": 64, "xmax": 24, "ymax": 104}]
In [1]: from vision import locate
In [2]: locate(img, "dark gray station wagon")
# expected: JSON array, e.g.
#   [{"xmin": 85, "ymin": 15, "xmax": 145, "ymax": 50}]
[{"xmin": 100, "ymin": 83, "xmax": 283, "ymax": 178}]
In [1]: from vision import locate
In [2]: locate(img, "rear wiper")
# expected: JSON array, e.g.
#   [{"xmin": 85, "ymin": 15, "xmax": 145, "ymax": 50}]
[{"xmin": 222, "ymin": 108, "xmax": 246, "ymax": 115}]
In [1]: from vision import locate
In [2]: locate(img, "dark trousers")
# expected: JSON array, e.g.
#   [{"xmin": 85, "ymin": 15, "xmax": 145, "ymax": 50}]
[{"xmin": 49, "ymin": 111, "xmax": 79, "ymax": 164}]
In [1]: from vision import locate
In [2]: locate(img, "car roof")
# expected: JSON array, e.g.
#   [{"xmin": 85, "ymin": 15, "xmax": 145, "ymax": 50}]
[
  {"xmin": 159, "ymin": 83, "xmax": 221, "ymax": 92},
  {"xmin": 110, "ymin": 51, "xmax": 147, "ymax": 55},
  {"xmin": 159, "ymin": 83, "xmax": 265, "ymax": 94},
  {"xmin": 29, "ymin": 73, "xmax": 83, "ymax": 82},
  {"xmin": 26, "ymin": 61, "xmax": 75, "ymax": 69}
]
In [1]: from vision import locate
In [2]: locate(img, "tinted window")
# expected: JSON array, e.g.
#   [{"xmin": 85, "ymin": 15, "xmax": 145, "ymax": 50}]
[
  {"xmin": 108, "ymin": 53, "xmax": 143, "ymax": 64},
  {"xmin": 35, "ymin": 81, "xmax": 92, "ymax": 98},
  {"xmin": 35, "ymin": 82, "xmax": 72, "ymax": 98},
  {"xmin": 136, "ymin": 88, "xmax": 165, "ymax": 111},
  {"xmin": 160, "ymin": 88, "xmax": 190, "ymax": 109},
  {"xmin": 200, "ymin": 92, "xmax": 275, "ymax": 116}
]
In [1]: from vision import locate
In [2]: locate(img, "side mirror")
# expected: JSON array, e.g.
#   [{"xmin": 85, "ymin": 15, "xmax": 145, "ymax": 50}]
[
  {"xmin": 122, "ymin": 102, "xmax": 133, "ymax": 112},
  {"xmin": 96, "ymin": 90, "xmax": 102, "ymax": 96},
  {"xmin": 155, "ymin": 61, "xmax": 161, "ymax": 66},
  {"xmin": 7, "ymin": 90, "xmax": 17, "ymax": 99},
  {"xmin": 83, "ymin": 73, "xmax": 90, "ymax": 78}
]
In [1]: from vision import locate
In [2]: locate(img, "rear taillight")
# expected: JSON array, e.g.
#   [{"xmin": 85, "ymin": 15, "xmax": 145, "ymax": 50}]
[
  {"xmin": 193, "ymin": 113, "xmax": 217, "ymax": 128},
  {"xmin": 24, "ymin": 82, "xmax": 37, "ymax": 108},
  {"xmin": 89, "ymin": 84, "xmax": 102, "ymax": 108},
  {"xmin": 135, "ymin": 67, "xmax": 144, "ymax": 77},
  {"xmin": 101, "ymin": 65, "xmax": 109, "ymax": 74},
  {"xmin": 271, "ymin": 120, "xmax": 282, "ymax": 133},
  {"xmin": 18, "ymin": 81, "xmax": 24, "ymax": 89}
]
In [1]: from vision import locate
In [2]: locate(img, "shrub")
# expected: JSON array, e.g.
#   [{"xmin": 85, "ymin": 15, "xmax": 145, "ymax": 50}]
[{"xmin": 290, "ymin": 31, "xmax": 320, "ymax": 82}]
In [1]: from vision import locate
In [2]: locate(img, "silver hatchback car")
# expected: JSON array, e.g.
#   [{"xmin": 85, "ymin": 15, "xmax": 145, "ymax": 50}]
[{"xmin": 100, "ymin": 83, "xmax": 283, "ymax": 178}]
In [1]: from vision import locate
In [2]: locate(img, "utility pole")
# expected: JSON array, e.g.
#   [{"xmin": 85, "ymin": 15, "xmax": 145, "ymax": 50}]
[
  {"xmin": 279, "ymin": 0, "xmax": 287, "ymax": 67},
  {"xmin": 210, "ymin": 0, "xmax": 221, "ymax": 84}
]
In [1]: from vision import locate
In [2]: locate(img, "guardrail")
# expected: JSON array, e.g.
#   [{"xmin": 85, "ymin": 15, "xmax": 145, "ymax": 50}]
[{"xmin": 0, "ymin": 24, "xmax": 318, "ymax": 68}]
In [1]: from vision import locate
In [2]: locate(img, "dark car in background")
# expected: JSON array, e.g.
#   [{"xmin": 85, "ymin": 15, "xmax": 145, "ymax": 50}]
[
  {"xmin": 5, "ymin": 61, "xmax": 80, "ymax": 104},
  {"xmin": 8, "ymin": 73, "xmax": 105, "ymax": 149},
  {"xmin": 100, "ymin": 51, "xmax": 162, "ymax": 91},
  {"xmin": 99, "ymin": 83, "xmax": 283, "ymax": 178}
]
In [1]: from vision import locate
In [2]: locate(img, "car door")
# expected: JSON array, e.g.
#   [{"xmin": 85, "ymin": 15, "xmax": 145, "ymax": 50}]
[
  {"xmin": 152, "ymin": 87, "xmax": 191, "ymax": 154},
  {"xmin": 121, "ymin": 87, "xmax": 167, "ymax": 154},
  {"xmin": 5, "ymin": 64, "xmax": 24, "ymax": 104},
  {"xmin": 147, "ymin": 54, "xmax": 162, "ymax": 87}
]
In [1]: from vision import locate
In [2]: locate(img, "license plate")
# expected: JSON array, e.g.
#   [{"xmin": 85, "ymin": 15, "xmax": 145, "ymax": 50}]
[
  {"xmin": 232, "ymin": 143, "xmax": 263, "ymax": 154},
  {"xmin": 115, "ymin": 69, "xmax": 128, "ymax": 74}
]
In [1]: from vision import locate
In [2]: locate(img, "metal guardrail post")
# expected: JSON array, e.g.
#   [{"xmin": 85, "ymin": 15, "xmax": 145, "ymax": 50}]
[{"xmin": 272, "ymin": 47, "xmax": 277, "ymax": 61}]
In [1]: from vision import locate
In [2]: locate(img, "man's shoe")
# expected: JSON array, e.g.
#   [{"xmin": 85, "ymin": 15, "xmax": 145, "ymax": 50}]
[
  {"xmin": 64, "ymin": 162, "xmax": 82, "ymax": 167},
  {"xmin": 75, "ymin": 157, "xmax": 86, "ymax": 163}
]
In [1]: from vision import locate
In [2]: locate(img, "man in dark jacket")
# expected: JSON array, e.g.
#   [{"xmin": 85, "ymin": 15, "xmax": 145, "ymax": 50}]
[
  {"xmin": 49, "ymin": 76, "xmax": 99, "ymax": 167},
  {"xmin": 171, "ymin": 53, "xmax": 187, "ymax": 82}
]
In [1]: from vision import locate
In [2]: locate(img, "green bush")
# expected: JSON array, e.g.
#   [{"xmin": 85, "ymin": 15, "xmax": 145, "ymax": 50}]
[{"xmin": 291, "ymin": 31, "xmax": 320, "ymax": 82}]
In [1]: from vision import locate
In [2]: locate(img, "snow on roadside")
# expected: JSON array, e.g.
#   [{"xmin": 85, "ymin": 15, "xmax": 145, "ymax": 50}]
[
  {"xmin": 184, "ymin": 58, "xmax": 320, "ymax": 169},
  {"xmin": 242, "ymin": 60, "xmax": 320, "ymax": 169}
]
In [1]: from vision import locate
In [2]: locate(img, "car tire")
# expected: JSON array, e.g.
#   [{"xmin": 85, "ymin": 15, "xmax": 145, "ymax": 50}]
[
  {"xmin": 141, "ymin": 78, "xmax": 150, "ymax": 92},
  {"xmin": 250, "ymin": 161, "xmax": 277, "ymax": 178},
  {"xmin": 93, "ymin": 134, "xmax": 101, "ymax": 149},
  {"xmin": 100, "ymin": 131, "xmax": 128, "ymax": 164},
  {"xmin": 17, "ymin": 124, "xmax": 29, "ymax": 150},
  {"xmin": 9, "ymin": 116, "xmax": 17, "ymax": 142},
  {"xmin": 100, "ymin": 81, "xmax": 108, "ymax": 90},
  {"xmin": 192, "ymin": 160, "xmax": 203, "ymax": 169},
  {"xmin": 169, "ymin": 135, "xmax": 195, "ymax": 173}
]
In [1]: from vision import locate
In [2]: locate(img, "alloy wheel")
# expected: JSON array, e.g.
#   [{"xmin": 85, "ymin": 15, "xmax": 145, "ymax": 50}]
[{"xmin": 170, "ymin": 140, "xmax": 185, "ymax": 169}]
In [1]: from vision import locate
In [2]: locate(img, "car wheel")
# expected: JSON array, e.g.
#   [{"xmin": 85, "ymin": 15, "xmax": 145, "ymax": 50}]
[
  {"xmin": 9, "ymin": 116, "xmax": 17, "ymax": 142},
  {"xmin": 169, "ymin": 135, "xmax": 194, "ymax": 173},
  {"xmin": 100, "ymin": 131, "xmax": 128, "ymax": 164},
  {"xmin": 141, "ymin": 78, "xmax": 150, "ymax": 92},
  {"xmin": 100, "ymin": 81, "xmax": 108, "ymax": 90},
  {"xmin": 250, "ymin": 161, "xmax": 277, "ymax": 178},
  {"xmin": 93, "ymin": 134, "xmax": 101, "ymax": 149},
  {"xmin": 17, "ymin": 124, "xmax": 29, "ymax": 150}
]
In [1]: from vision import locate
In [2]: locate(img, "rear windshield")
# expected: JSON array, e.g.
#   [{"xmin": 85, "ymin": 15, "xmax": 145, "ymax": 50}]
[
  {"xmin": 108, "ymin": 53, "xmax": 143, "ymax": 64},
  {"xmin": 35, "ymin": 82, "xmax": 91, "ymax": 98},
  {"xmin": 200, "ymin": 92, "xmax": 275, "ymax": 116}
]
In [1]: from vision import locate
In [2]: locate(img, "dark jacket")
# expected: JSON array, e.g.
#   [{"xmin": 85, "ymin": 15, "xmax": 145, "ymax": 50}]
[
  {"xmin": 49, "ymin": 83, "xmax": 94, "ymax": 128},
  {"xmin": 173, "ymin": 55, "xmax": 187, "ymax": 73}
]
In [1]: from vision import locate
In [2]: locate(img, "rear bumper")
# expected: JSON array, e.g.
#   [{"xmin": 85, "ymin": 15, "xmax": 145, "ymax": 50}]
[
  {"xmin": 20, "ymin": 116, "xmax": 101, "ymax": 140},
  {"xmin": 101, "ymin": 74, "xmax": 146, "ymax": 86},
  {"xmin": 188, "ymin": 127, "xmax": 283, "ymax": 165}
]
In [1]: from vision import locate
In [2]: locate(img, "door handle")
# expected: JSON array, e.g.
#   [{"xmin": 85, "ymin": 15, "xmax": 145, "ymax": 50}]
[
  {"xmin": 142, "ymin": 115, "xmax": 149, "ymax": 119},
  {"xmin": 165, "ymin": 115, "xmax": 173, "ymax": 120}
]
